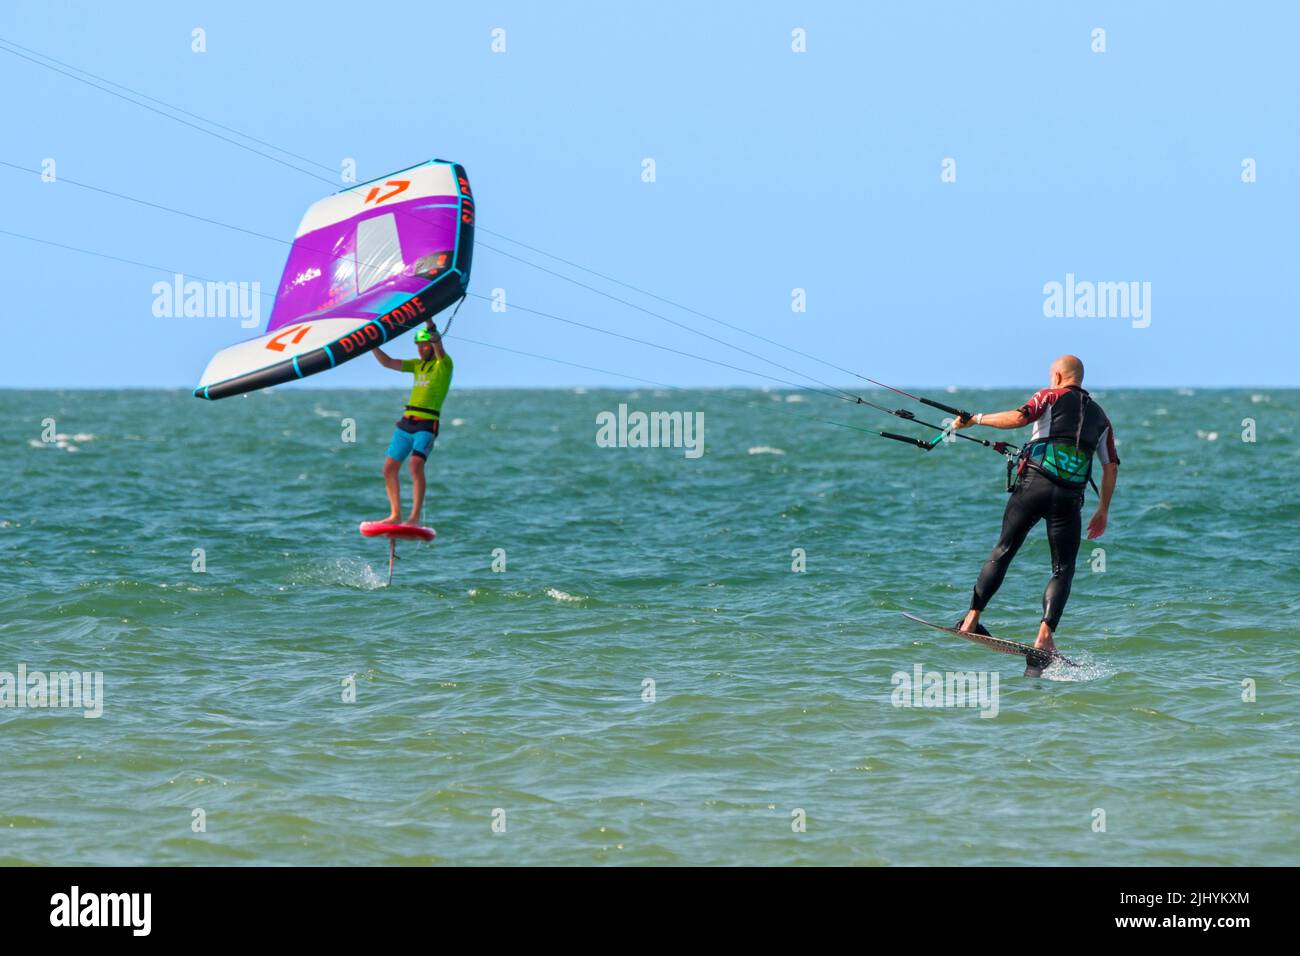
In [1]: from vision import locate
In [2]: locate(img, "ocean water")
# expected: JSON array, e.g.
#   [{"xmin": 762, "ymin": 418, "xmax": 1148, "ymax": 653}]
[{"xmin": 0, "ymin": 386, "xmax": 1296, "ymax": 866}]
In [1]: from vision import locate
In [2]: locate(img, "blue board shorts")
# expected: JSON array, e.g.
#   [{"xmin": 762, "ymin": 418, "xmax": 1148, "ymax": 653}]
[{"xmin": 386, "ymin": 416, "xmax": 439, "ymax": 462}]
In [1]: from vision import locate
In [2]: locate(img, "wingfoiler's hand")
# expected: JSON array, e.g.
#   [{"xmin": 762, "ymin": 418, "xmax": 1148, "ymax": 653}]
[{"xmin": 1087, "ymin": 508, "xmax": 1108, "ymax": 539}]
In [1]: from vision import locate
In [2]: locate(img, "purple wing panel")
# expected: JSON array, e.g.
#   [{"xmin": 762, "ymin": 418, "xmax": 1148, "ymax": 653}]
[{"xmin": 268, "ymin": 198, "xmax": 461, "ymax": 333}]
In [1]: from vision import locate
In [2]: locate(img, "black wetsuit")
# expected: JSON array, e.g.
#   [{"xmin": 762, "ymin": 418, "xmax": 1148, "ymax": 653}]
[{"xmin": 970, "ymin": 385, "xmax": 1119, "ymax": 631}]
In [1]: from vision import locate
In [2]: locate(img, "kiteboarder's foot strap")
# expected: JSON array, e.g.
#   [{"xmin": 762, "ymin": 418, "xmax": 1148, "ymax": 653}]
[
  {"xmin": 954, "ymin": 619, "xmax": 992, "ymax": 637},
  {"xmin": 1025, "ymin": 648, "xmax": 1053, "ymax": 670}
]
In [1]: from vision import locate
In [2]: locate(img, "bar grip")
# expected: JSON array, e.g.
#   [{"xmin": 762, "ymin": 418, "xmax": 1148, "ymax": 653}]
[
  {"xmin": 920, "ymin": 397, "xmax": 972, "ymax": 420},
  {"xmin": 880, "ymin": 431, "xmax": 934, "ymax": 450}
]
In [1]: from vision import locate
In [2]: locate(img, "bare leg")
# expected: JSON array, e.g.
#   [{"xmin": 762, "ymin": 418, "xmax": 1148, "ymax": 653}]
[
  {"xmin": 377, "ymin": 457, "xmax": 401, "ymax": 523},
  {"xmin": 959, "ymin": 609, "xmax": 981, "ymax": 633},
  {"xmin": 406, "ymin": 456, "xmax": 427, "ymax": 525},
  {"xmin": 1024, "ymin": 620, "xmax": 1057, "ymax": 677},
  {"xmin": 1034, "ymin": 621, "xmax": 1056, "ymax": 654}
]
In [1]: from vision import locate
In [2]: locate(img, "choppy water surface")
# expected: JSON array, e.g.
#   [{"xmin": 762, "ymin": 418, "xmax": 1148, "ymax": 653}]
[{"xmin": 0, "ymin": 387, "xmax": 1296, "ymax": 865}]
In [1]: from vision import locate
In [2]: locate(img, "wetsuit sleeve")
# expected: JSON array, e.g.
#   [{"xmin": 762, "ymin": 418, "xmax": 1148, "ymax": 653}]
[
  {"xmin": 1018, "ymin": 388, "xmax": 1058, "ymax": 422},
  {"xmin": 399, "ymin": 359, "xmax": 416, "ymax": 373},
  {"xmin": 1096, "ymin": 416, "xmax": 1120, "ymax": 465}
]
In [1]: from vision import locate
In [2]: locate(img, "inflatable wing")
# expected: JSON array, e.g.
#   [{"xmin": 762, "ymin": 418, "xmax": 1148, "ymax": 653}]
[{"xmin": 195, "ymin": 159, "xmax": 474, "ymax": 400}]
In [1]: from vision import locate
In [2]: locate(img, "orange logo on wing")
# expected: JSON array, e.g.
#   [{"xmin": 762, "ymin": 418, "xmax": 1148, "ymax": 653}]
[
  {"xmin": 266, "ymin": 324, "xmax": 312, "ymax": 352},
  {"xmin": 363, "ymin": 180, "xmax": 411, "ymax": 206}
]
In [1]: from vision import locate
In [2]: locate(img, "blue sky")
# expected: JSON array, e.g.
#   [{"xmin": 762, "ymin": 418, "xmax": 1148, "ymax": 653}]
[{"xmin": 2, "ymin": 1, "xmax": 1295, "ymax": 390}]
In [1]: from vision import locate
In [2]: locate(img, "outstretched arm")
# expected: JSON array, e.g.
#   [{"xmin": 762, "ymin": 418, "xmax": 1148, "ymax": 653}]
[
  {"xmin": 372, "ymin": 347, "xmax": 403, "ymax": 371},
  {"xmin": 951, "ymin": 408, "xmax": 1029, "ymax": 431}
]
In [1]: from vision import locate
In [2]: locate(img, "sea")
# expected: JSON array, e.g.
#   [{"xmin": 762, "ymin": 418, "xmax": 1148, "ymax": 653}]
[{"xmin": 1, "ymin": 386, "xmax": 1296, "ymax": 865}]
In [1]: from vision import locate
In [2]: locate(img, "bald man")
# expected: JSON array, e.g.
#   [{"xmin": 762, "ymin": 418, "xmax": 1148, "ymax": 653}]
[{"xmin": 950, "ymin": 355, "xmax": 1119, "ymax": 676}]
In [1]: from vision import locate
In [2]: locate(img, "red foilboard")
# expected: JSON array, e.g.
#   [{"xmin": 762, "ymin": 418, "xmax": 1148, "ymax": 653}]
[{"xmin": 359, "ymin": 521, "xmax": 436, "ymax": 542}]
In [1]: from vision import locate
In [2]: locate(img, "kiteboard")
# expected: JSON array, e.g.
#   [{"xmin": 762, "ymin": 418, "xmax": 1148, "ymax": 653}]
[
  {"xmin": 901, "ymin": 612, "xmax": 1077, "ymax": 674},
  {"xmin": 359, "ymin": 522, "xmax": 435, "ymax": 584}
]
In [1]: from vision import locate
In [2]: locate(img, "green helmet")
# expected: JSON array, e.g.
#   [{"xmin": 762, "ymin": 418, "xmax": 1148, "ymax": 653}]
[{"xmin": 414, "ymin": 327, "xmax": 433, "ymax": 343}]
